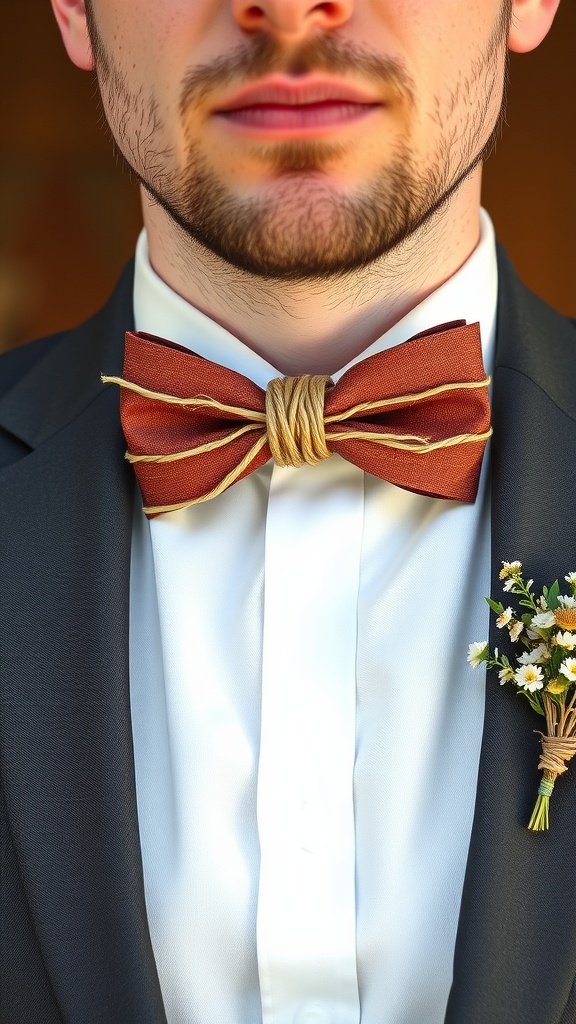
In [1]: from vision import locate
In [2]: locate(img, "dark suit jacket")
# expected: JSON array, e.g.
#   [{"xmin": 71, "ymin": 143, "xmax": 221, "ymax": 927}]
[{"xmin": 1, "ymin": 250, "xmax": 575, "ymax": 1024}]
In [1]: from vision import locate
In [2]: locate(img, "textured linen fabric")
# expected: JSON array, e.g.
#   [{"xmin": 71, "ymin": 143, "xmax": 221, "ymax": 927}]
[
  {"xmin": 129, "ymin": 210, "xmax": 497, "ymax": 1024},
  {"xmin": 116, "ymin": 322, "xmax": 491, "ymax": 513}
]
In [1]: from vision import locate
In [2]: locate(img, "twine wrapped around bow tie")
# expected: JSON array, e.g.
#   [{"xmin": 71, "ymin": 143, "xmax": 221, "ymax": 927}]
[{"xmin": 102, "ymin": 321, "xmax": 492, "ymax": 517}]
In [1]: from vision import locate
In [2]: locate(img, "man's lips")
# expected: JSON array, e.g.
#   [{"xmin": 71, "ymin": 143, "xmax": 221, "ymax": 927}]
[
  {"xmin": 213, "ymin": 75, "xmax": 382, "ymax": 134},
  {"xmin": 217, "ymin": 100, "xmax": 379, "ymax": 130},
  {"xmin": 216, "ymin": 75, "xmax": 382, "ymax": 111}
]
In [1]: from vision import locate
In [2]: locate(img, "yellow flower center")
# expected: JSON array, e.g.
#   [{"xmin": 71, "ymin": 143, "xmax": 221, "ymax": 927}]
[{"xmin": 555, "ymin": 608, "xmax": 576, "ymax": 631}]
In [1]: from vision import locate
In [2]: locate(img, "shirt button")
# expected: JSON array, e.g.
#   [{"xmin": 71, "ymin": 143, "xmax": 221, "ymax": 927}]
[{"xmin": 293, "ymin": 1006, "xmax": 332, "ymax": 1024}]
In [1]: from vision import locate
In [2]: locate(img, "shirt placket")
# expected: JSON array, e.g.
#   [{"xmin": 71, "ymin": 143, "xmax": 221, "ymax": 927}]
[{"xmin": 257, "ymin": 458, "xmax": 364, "ymax": 1024}]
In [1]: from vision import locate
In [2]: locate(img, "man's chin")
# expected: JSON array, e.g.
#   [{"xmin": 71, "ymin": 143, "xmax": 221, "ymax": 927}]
[
  {"xmin": 181, "ymin": 229, "xmax": 392, "ymax": 281},
  {"xmin": 182, "ymin": 203, "xmax": 384, "ymax": 278},
  {"xmin": 142, "ymin": 157, "xmax": 441, "ymax": 280}
]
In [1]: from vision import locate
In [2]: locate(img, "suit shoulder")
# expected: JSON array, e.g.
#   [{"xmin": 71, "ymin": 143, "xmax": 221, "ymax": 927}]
[
  {"xmin": 0, "ymin": 261, "xmax": 135, "ymax": 406},
  {"xmin": 0, "ymin": 333, "xmax": 67, "ymax": 401},
  {"xmin": 496, "ymin": 246, "xmax": 576, "ymax": 423},
  {"xmin": 497, "ymin": 245, "xmax": 575, "ymax": 336},
  {"xmin": 0, "ymin": 262, "xmax": 134, "ymax": 469}
]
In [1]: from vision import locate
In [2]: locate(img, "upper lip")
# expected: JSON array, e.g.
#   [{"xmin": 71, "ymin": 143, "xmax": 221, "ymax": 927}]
[{"xmin": 215, "ymin": 76, "xmax": 382, "ymax": 112}]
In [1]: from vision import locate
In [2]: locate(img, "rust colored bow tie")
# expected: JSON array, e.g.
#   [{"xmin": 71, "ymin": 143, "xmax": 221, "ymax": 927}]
[{"xmin": 102, "ymin": 322, "xmax": 491, "ymax": 518}]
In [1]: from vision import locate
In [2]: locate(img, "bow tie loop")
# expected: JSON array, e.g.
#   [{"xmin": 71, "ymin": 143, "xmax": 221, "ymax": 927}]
[{"xmin": 102, "ymin": 322, "xmax": 492, "ymax": 518}]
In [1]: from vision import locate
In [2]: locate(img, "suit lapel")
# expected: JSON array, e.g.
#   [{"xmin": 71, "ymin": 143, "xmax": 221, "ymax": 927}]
[
  {"xmin": 0, "ymin": 265, "xmax": 166, "ymax": 1023},
  {"xmin": 447, "ymin": 249, "xmax": 576, "ymax": 1023}
]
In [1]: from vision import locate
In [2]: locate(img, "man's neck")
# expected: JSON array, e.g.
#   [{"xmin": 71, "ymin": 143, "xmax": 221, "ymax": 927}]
[{"xmin": 141, "ymin": 174, "xmax": 482, "ymax": 377}]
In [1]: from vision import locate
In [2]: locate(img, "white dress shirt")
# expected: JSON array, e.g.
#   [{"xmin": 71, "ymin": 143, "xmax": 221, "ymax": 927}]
[{"xmin": 129, "ymin": 210, "xmax": 498, "ymax": 1024}]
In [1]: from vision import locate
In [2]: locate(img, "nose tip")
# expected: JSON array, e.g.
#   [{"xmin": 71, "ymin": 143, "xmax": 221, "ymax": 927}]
[{"xmin": 232, "ymin": 0, "xmax": 354, "ymax": 38}]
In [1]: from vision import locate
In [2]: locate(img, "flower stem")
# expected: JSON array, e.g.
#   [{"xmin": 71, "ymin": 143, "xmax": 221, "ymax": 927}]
[{"xmin": 528, "ymin": 774, "xmax": 555, "ymax": 831}]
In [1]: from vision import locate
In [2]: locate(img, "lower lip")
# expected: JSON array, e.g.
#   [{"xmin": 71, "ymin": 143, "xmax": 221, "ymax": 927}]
[{"xmin": 215, "ymin": 100, "xmax": 380, "ymax": 137}]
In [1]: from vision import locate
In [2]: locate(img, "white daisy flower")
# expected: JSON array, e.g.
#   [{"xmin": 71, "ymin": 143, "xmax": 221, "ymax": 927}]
[
  {"xmin": 514, "ymin": 664, "xmax": 544, "ymax": 692},
  {"xmin": 554, "ymin": 631, "xmax": 576, "ymax": 651},
  {"xmin": 496, "ymin": 607, "xmax": 513, "ymax": 629},
  {"xmin": 468, "ymin": 641, "xmax": 488, "ymax": 668},
  {"xmin": 565, "ymin": 572, "xmax": 576, "ymax": 584},
  {"xmin": 498, "ymin": 666, "xmax": 515, "ymax": 684},
  {"xmin": 518, "ymin": 643, "xmax": 549, "ymax": 665},
  {"xmin": 559, "ymin": 658, "xmax": 576, "ymax": 683},
  {"xmin": 558, "ymin": 595, "xmax": 576, "ymax": 609},
  {"xmin": 531, "ymin": 611, "xmax": 556, "ymax": 629}
]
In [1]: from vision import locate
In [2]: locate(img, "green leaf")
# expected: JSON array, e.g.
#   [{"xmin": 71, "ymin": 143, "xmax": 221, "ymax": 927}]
[
  {"xmin": 517, "ymin": 689, "xmax": 546, "ymax": 717},
  {"xmin": 546, "ymin": 580, "xmax": 561, "ymax": 610},
  {"xmin": 486, "ymin": 597, "xmax": 504, "ymax": 614},
  {"xmin": 550, "ymin": 647, "xmax": 563, "ymax": 674}
]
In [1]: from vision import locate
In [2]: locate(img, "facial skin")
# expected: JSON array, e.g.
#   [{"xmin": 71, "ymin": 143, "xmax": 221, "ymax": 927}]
[
  {"xmin": 85, "ymin": 3, "xmax": 511, "ymax": 281},
  {"xmin": 52, "ymin": 0, "xmax": 560, "ymax": 373}
]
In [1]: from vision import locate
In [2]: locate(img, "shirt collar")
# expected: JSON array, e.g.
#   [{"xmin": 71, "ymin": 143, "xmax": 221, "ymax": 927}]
[{"xmin": 133, "ymin": 209, "xmax": 497, "ymax": 390}]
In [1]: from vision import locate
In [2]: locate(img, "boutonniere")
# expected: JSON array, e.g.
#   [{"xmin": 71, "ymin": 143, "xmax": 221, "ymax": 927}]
[{"xmin": 468, "ymin": 562, "xmax": 576, "ymax": 831}]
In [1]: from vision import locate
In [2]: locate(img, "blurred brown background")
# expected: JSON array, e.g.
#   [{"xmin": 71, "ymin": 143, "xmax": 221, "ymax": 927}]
[{"xmin": 0, "ymin": 1, "xmax": 574, "ymax": 353}]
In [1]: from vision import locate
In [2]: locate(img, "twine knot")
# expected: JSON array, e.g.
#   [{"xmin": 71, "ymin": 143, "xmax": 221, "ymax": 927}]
[
  {"xmin": 265, "ymin": 374, "xmax": 333, "ymax": 467},
  {"xmin": 537, "ymin": 732, "xmax": 576, "ymax": 776}
]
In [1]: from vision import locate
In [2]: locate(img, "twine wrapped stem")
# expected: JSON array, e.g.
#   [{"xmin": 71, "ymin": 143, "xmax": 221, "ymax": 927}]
[{"xmin": 528, "ymin": 692, "xmax": 576, "ymax": 831}]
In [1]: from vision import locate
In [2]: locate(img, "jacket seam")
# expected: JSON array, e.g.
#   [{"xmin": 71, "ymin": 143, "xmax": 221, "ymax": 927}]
[{"xmin": 496, "ymin": 362, "xmax": 576, "ymax": 426}]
